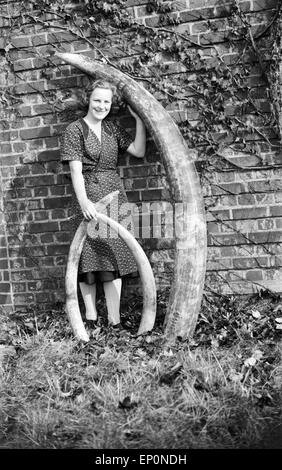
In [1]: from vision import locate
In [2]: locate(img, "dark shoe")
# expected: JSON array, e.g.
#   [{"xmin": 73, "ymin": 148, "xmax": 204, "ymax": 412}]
[{"xmin": 85, "ymin": 319, "xmax": 98, "ymax": 328}]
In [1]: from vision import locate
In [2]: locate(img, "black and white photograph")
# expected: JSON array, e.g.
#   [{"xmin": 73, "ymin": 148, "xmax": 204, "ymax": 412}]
[{"xmin": 0, "ymin": 0, "xmax": 281, "ymax": 458}]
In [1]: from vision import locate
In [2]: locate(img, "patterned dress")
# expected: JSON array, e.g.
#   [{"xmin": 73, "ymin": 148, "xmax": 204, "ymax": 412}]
[{"xmin": 61, "ymin": 117, "xmax": 138, "ymax": 279}]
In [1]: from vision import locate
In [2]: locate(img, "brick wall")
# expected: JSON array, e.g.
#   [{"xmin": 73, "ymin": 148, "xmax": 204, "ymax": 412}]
[{"xmin": 0, "ymin": 0, "xmax": 282, "ymax": 314}]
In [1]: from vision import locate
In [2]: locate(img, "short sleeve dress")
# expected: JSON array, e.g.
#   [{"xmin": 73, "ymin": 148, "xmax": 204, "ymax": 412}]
[{"xmin": 60, "ymin": 117, "xmax": 138, "ymax": 279}]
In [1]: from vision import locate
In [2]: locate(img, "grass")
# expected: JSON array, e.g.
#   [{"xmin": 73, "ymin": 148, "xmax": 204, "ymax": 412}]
[{"xmin": 0, "ymin": 288, "xmax": 281, "ymax": 449}]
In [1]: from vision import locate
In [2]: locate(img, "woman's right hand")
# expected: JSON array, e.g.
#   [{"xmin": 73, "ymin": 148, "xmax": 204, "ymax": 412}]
[{"xmin": 79, "ymin": 199, "xmax": 98, "ymax": 221}]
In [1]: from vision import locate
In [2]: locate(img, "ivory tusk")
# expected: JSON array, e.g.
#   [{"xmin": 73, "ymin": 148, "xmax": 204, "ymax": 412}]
[
  {"xmin": 57, "ymin": 52, "xmax": 207, "ymax": 342},
  {"xmin": 65, "ymin": 193, "xmax": 156, "ymax": 341}
]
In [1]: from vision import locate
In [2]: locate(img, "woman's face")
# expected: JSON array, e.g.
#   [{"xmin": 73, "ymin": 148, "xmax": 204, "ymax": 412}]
[{"xmin": 88, "ymin": 87, "xmax": 113, "ymax": 121}]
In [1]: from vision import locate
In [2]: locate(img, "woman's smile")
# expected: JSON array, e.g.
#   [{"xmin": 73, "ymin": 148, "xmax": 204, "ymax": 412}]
[{"xmin": 88, "ymin": 87, "xmax": 113, "ymax": 122}]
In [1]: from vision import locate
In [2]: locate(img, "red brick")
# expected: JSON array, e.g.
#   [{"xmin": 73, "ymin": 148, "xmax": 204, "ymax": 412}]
[
  {"xmin": 206, "ymin": 209, "xmax": 231, "ymax": 221},
  {"xmin": 47, "ymin": 245, "xmax": 69, "ymax": 256},
  {"xmin": 237, "ymin": 194, "xmax": 257, "ymax": 205},
  {"xmin": 45, "ymin": 137, "xmax": 59, "ymax": 149},
  {"xmin": 248, "ymin": 180, "xmax": 282, "ymax": 192},
  {"xmin": 55, "ymin": 256, "xmax": 67, "ymax": 266},
  {"xmin": 33, "ymin": 104, "xmax": 53, "ymax": 114},
  {"xmin": 233, "ymin": 257, "xmax": 268, "ymax": 269},
  {"xmin": 207, "ymin": 222, "xmax": 220, "ymax": 233},
  {"xmin": 0, "ymin": 248, "xmax": 8, "ymax": 258},
  {"xmin": 221, "ymin": 246, "xmax": 238, "ymax": 257},
  {"xmin": 14, "ymin": 81, "xmax": 45, "ymax": 95},
  {"xmin": 125, "ymin": 0, "xmax": 148, "ymax": 6},
  {"xmin": 34, "ymin": 187, "xmax": 48, "ymax": 197},
  {"xmin": 6, "ymin": 212, "xmax": 33, "ymax": 223},
  {"xmin": 59, "ymin": 220, "xmax": 72, "ymax": 231},
  {"xmin": 40, "ymin": 233, "xmax": 54, "ymax": 244},
  {"xmin": 13, "ymin": 59, "xmax": 33, "ymax": 71},
  {"xmin": 29, "ymin": 221, "xmax": 59, "ymax": 233},
  {"xmin": 28, "ymin": 281, "xmax": 42, "ymax": 291},
  {"xmin": 48, "ymin": 76, "xmax": 78, "ymax": 90},
  {"xmin": 51, "ymin": 209, "xmax": 67, "ymax": 219},
  {"xmin": 0, "ymin": 130, "xmax": 18, "ymax": 142},
  {"xmin": 13, "ymin": 142, "xmax": 26, "ymax": 152},
  {"xmin": 33, "ymin": 211, "xmax": 49, "ymax": 221},
  {"xmin": 0, "ymin": 294, "xmax": 12, "ymax": 304},
  {"xmin": 141, "ymin": 190, "xmax": 163, "ymax": 201},
  {"xmin": 0, "ymin": 282, "xmax": 11, "ymax": 293},
  {"xmin": 26, "ymin": 139, "xmax": 44, "ymax": 150},
  {"xmin": 132, "ymin": 178, "xmax": 147, "ymax": 189},
  {"xmin": 38, "ymin": 149, "xmax": 60, "ymax": 162},
  {"xmin": 0, "ymin": 259, "xmax": 8, "ymax": 269},
  {"xmin": 43, "ymin": 197, "xmax": 71, "ymax": 209},
  {"xmin": 29, "ymin": 163, "xmax": 46, "ymax": 175},
  {"xmin": 16, "ymin": 188, "xmax": 33, "ymax": 198},
  {"xmin": 248, "ymin": 231, "xmax": 282, "ymax": 244},
  {"xmin": 212, "ymin": 182, "xmax": 245, "ymax": 195},
  {"xmin": 32, "ymin": 57, "xmax": 49, "ymax": 68},
  {"xmin": 232, "ymin": 207, "xmax": 267, "ymax": 219},
  {"xmin": 208, "ymin": 233, "xmax": 247, "ymax": 245},
  {"xmin": 14, "ymin": 293, "xmax": 35, "ymax": 304},
  {"xmin": 24, "ymin": 117, "xmax": 41, "ymax": 128},
  {"xmin": 0, "ymin": 143, "xmax": 13, "ymax": 154},
  {"xmin": 55, "ymin": 232, "xmax": 70, "ymax": 243},
  {"xmin": 10, "ymin": 259, "xmax": 25, "ymax": 269},
  {"xmin": 50, "ymin": 186, "xmax": 66, "ymax": 196},
  {"xmin": 20, "ymin": 127, "xmax": 52, "ymax": 140},
  {"xmin": 257, "ymin": 218, "xmax": 275, "ymax": 230},
  {"xmin": 18, "ymin": 106, "xmax": 33, "ymax": 117},
  {"xmin": 125, "ymin": 191, "xmax": 141, "ymax": 202},
  {"xmin": 0, "ymin": 236, "xmax": 6, "ymax": 248},
  {"xmin": 46, "ymin": 162, "xmax": 62, "ymax": 174},
  {"xmin": 124, "ymin": 164, "xmax": 162, "ymax": 178},
  {"xmin": 13, "ymin": 282, "xmax": 27, "ymax": 293},
  {"xmin": 246, "ymin": 270, "xmax": 263, "ymax": 281},
  {"xmin": 25, "ymin": 175, "xmax": 55, "ymax": 187},
  {"xmin": 9, "ymin": 48, "xmax": 33, "ymax": 62},
  {"xmin": 25, "ymin": 257, "xmax": 54, "ymax": 268},
  {"xmin": 31, "ymin": 34, "xmax": 47, "ymax": 46},
  {"xmin": 34, "ymin": 292, "xmax": 53, "ymax": 303}
]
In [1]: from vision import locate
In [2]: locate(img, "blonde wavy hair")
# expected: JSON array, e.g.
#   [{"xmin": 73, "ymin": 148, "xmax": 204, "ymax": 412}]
[{"xmin": 89, "ymin": 79, "xmax": 117, "ymax": 99}]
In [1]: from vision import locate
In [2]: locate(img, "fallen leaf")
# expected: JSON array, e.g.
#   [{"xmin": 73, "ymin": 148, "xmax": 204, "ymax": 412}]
[
  {"xmin": 118, "ymin": 396, "xmax": 138, "ymax": 410},
  {"xmin": 162, "ymin": 349, "xmax": 173, "ymax": 357},
  {"xmin": 244, "ymin": 357, "xmax": 257, "ymax": 367},
  {"xmin": 253, "ymin": 349, "xmax": 263, "ymax": 360},
  {"xmin": 136, "ymin": 348, "xmax": 147, "ymax": 357},
  {"xmin": 159, "ymin": 362, "xmax": 182, "ymax": 385},
  {"xmin": 251, "ymin": 310, "xmax": 261, "ymax": 319},
  {"xmin": 229, "ymin": 372, "xmax": 244, "ymax": 383}
]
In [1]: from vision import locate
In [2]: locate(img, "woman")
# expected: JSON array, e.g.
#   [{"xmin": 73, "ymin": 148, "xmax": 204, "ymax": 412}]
[{"xmin": 61, "ymin": 79, "xmax": 146, "ymax": 329}]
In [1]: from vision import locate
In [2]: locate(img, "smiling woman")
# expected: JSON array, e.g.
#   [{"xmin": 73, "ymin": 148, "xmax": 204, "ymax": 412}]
[{"xmin": 60, "ymin": 79, "xmax": 146, "ymax": 330}]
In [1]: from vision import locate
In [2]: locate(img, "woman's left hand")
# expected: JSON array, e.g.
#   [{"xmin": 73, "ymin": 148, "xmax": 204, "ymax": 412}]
[{"xmin": 127, "ymin": 105, "xmax": 140, "ymax": 120}]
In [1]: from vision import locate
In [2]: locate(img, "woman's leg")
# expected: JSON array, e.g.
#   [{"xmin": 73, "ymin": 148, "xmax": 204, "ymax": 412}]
[
  {"xmin": 79, "ymin": 272, "xmax": 98, "ymax": 321},
  {"xmin": 103, "ymin": 278, "xmax": 122, "ymax": 326}
]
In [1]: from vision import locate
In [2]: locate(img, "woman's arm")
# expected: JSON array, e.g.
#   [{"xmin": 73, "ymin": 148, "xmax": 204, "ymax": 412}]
[
  {"xmin": 69, "ymin": 161, "xmax": 98, "ymax": 221},
  {"xmin": 126, "ymin": 106, "xmax": 146, "ymax": 158}
]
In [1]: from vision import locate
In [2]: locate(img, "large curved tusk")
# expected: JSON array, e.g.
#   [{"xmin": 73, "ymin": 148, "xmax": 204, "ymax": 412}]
[
  {"xmin": 57, "ymin": 52, "xmax": 207, "ymax": 342},
  {"xmin": 65, "ymin": 219, "xmax": 89, "ymax": 342},
  {"xmin": 65, "ymin": 204, "xmax": 156, "ymax": 341}
]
